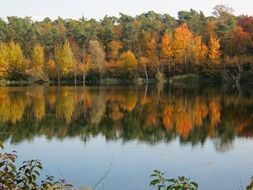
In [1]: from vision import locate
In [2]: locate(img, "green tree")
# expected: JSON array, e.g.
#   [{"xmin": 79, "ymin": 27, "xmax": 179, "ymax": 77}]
[
  {"xmin": 0, "ymin": 19, "xmax": 7, "ymax": 42},
  {"xmin": 7, "ymin": 16, "xmax": 37, "ymax": 57},
  {"xmin": 212, "ymin": 5, "xmax": 237, "ymax": 53},
  {"xmin": 178, "ymin": 9, "xmax": 206, "ymax": 35},
  {"xmin": 119, "ymin": 14, "xmax": 138, "ymax": 53}
]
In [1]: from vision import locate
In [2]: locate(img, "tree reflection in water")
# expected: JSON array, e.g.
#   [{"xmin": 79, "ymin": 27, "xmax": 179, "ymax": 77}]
[{"xmin": 0, "ymin": 84, "xmax": 252, "ymax": 152}]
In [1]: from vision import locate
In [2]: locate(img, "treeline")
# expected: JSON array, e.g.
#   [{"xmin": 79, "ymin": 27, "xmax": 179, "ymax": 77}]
[{"xmin": 0, "ymin": 5, "xmax": 253, "ymax": 83}]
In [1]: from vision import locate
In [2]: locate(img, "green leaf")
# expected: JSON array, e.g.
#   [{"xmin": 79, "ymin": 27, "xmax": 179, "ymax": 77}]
[
  {"xmin": 150, "ymin": 179, "xmax": 161, "ymax": 186},
  {"xmin": 191, "ymin": 182, "xmax": 198, "ymax": 188},
  {"xmin": 0, "ymin": 162, "xmax": 4, "ymax": 168}
]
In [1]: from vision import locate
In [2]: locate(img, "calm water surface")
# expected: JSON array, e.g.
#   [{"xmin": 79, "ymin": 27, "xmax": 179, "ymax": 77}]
[{"xmin": 1, "ymin": 84, "xmax": 253, "ymax": 190}]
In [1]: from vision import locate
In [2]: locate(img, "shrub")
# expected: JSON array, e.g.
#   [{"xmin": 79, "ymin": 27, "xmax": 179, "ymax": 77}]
[
  {"xmin": 0, "ymin": 144, "xmax": 72, "ymax": 189},
  {"xmin": 150, "ymin": 170, "xmax": 198, "ymax": 190}
]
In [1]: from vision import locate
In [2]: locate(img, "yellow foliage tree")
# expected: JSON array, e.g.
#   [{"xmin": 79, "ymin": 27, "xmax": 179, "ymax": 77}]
[
  {"xmin": 47, "ymin": 59, "xmax": 57, "ymax": 79},
  {"xmin": 61, "ymin": 41, "xmax": 74, "ymax": 75},
  {"xmin": 30, "ymin": 43, "xmax": 46, "ymax": 80},
  {"xmin": 118, "ymin": 50, "xmax": 137, "ymax": 78},
  {"xmin": 0, "ymin": 43, "xmax": 8, "ymax": 79},
  {"xmin": 8, "ymin": 41, "xmax": 26, "ymax": 79},
  {"xmin": 173, "ymin": 23, "xmax": 193, "ymax": 64},
  {"xmin": 89, "ymin": 40, "xmax": 105, "ymax": 78},
  {"xmin": 55, "ymin": 40, "xmax": 74, "ymax": 83},
  {"xmin": 208, "ymin": 34, "xmax": 221, "ymax": 64}
]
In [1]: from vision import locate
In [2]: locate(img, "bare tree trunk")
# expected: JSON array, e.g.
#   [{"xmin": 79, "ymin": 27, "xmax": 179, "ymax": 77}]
[
  {"xmin": 143, "ymin": 64, "xmax": 148, "ymax": 80},
  {"xmin": 83, "ymin": 74, "xmax": 86, "ymax": 86},
  {"xmin": 184, "ymin": 54, "xmax": 187, "ymax": 73},
  {"xmin": 140, "ymin": 84, "xmax": 148, "ymax": 115},
  {"xmin": 168, "ymin": 60, "xmax": 171, "ymax": 77},
  {"xmin": 57, "ymin": 63, "xmax": 60, "ymax": 85},
  {"xmin": 157, "ymin": 65, "xmax": 160, "ymax": 74},
  {"xmin": 156, "ymin": 82, "xmax": 164, "ymax": 105},
  {"xmin": 74, "ymin": 73, "xmax": 77, "ymax": 86},
  {"xmin": 231, "ymin": 56, "xmax": 243, "ymax": 88}
]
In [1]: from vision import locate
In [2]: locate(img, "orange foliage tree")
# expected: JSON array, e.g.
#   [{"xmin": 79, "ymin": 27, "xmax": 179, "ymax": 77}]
[
  {"xmin": 160, "ymin": 32, "xmax": 173, "ymax": 72},
  {"xmin": 227, "ymin": 26, "xmax": 251, "ymax": 56},
  {"xmin": 192, "ymin": 36, "xmax": 208, "ymax": 64},
  {"xmin": 147, "ymin": 36, "xmax": 160, "ymax": 73},
  {"xmin": 208, "ymin": 34, "xmax": 221, "ymax": 64},
  {"xmin": 108, "ymin": 40, "xmax": 122, "ymax": 62},
  {"xmin": 47, "ymin": 59, "xmax": 56, "ymax": 80}
]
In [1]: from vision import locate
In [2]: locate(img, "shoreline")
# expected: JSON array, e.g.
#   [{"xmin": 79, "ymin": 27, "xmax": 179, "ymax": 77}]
[{"xmin": 1, "ymin": 74, "xmax": 253, "ymax": 86}]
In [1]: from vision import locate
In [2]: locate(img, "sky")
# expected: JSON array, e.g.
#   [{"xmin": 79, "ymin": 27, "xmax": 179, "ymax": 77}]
[{"xmin": 0, "ymin": 0, "xmax": 252, "ymax": 21}]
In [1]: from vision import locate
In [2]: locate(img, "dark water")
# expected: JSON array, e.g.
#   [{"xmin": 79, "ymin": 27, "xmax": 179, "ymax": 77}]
[{"xmin": 1, "ymin": 84, "xmax": 253, "ymax": 190}]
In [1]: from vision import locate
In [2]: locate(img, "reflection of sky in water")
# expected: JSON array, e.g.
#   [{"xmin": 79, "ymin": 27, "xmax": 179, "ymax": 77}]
[{"xmin": 4, "ymin": 136, "xmax": 253, "ymax": 190}]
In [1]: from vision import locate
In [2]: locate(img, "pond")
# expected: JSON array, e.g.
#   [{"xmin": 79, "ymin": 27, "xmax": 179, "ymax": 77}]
[{"xmin": 1, "ymin": 84, "xmax": 253, "ymax": 190}]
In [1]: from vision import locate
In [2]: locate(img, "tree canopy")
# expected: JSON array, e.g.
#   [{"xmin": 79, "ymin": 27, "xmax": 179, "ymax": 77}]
[{"xmin": 0, "ymin": 5, "xmax": 252, "ymax": 82}]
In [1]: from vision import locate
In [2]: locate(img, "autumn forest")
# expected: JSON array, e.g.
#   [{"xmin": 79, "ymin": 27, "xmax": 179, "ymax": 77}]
[{"xmin": 0, "ymin": 5, "xmax": 252, "ymax": 84}]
